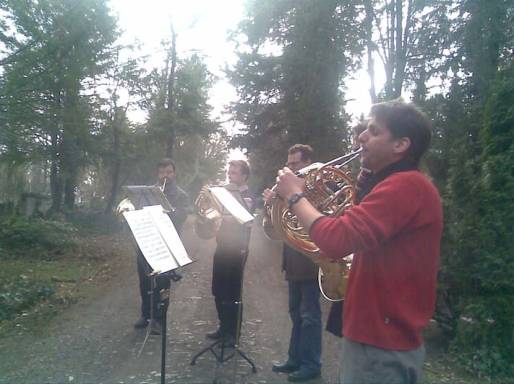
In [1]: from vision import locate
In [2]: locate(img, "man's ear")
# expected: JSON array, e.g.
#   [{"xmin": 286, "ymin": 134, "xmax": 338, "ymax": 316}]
[{"xmin": 393, "ymin": 137, "xmax": 411, "ymax": 155}]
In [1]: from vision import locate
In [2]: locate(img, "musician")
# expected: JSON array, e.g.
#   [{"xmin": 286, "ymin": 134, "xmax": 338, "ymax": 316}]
[
  {"xmin": 276, "ymin": 100, "xmax": 443, "ymax": 384},
  {"xmin": 264, "ymin": 144, "xmax": 322, "ymax": 383},
  {"xmin": 206, "ymin": 159, "xmax": 254, "ymax": 346},
  {"xmin": 134, "ymin": 158, "xmax": 191, "ymax": 335}
]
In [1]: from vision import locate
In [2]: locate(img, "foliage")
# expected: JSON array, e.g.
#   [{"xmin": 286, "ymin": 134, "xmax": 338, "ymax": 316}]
[
  {"xmin": 136, "ymin": 50, "xmax": 225, "ymax": 193},
  {"xmin": 0, "ymin": 0, "xmax": 119, "ymax": 211},
  {"xmin": 0, "ymin": 278, "xmax": 54, "ymax": 321},
  {"xmin": 0, "ymin": 4, "xmax": 223, "ymax": 213},
  {"xmin": 228, "ymin": 0, "xmax": 363, "ymax": 190},
  {"xmin": 65, "ymin": 210, "xmax": 120, "ymax": 235},
  {"xmin": 0, "ymin": 216, "xmax": 77, "ymax": 258},
  {"xmin": 363, "ymin": 0, "xmax": 456, "ymax": 102},
  {"xmin": 431, "ymin": 1, "xmax": 514, "ymax": 378},
  {"xmin": 444, "ymin": 64, "xmax": 514, "ymax": 378}
]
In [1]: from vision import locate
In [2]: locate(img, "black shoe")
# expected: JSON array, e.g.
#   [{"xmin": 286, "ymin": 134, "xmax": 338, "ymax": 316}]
[
  {"xmin": 134, "ymin": 317, "xmax": 149, "ymax": 329},
  {"xmin": 272, "ymin": 361, "xmax": 300, "ymax": 373},
  {"xmin": 287, "ymin": 369, "xmax": 321, "ymax": 382},
  {"xmin": 150, "ymin": 320, "xmax": 162, "ymax": 335},
  {"xmin": 206, "ymin": 328, "xmax": 222, "ymax": 340}
]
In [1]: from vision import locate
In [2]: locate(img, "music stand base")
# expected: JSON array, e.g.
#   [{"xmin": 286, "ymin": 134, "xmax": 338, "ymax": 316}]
[{"xmin": 190, "ymin": 338, "xmax": 257, "ymax": 374}]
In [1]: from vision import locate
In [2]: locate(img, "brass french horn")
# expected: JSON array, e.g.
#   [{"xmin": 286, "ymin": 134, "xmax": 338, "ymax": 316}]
[
  {"xmin": 193, "ymin": 183, "xmax": 242, "ymax": 239},
  {"xmin": 264, "ymin": 148, "xmax": 362, "ymax": 301},
  {"xmin": 116, "ymin": 197, "xmax": 136, "ymax": 218},
  {"xmin": 194, "ymin": 186, "xmax": 223, "ymax": 239}
]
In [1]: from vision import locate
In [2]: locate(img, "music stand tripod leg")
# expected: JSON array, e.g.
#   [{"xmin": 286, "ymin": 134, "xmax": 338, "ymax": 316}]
[
  {"xmin": 138, "ymin": 272, "xmax": 170, "ymax": 384},
  {"xmin": 232, "ymin": 299, "xmax": 257, "ymax": 373},
  {"xmin": 158, "ymin": 286, "xmax": 170, "ymax": 384},
  {"xmin": 190, "ymin": 339, "xmax": 223, "ymax": 365}
]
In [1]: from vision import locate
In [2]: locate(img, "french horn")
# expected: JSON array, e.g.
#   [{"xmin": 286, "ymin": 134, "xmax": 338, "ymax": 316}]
[
  {"xmin": 116, "ymin": 197, "xmax": 136, "ymax": 218},
  {"xmin": 193, "ymin": 183, "xmax": 242, "ymax": 239},
  {"xmin": 194, "ymin": 186, "xmax": 223, "ymax": 239},
  {"xmin": 264, "ymin": 148, "xmax": 362, "ymax": 301}
]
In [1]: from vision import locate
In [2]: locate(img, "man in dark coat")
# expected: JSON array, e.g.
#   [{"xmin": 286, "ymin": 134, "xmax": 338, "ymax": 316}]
[
  {"xmin": 133, "ymin": 158, "xmax": 191, "ymax": 334},
  {"xmin": 264, "ymin": 144, "xmax": 322, "ymax": 382}
]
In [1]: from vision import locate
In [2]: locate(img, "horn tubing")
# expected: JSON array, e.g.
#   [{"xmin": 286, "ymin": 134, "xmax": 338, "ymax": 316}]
[{"xmin": 324, "ymin": 147, "xmax": 362, "ymax": 168}]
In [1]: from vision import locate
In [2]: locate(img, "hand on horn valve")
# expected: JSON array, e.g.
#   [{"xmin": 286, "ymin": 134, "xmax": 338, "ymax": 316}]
[{"xmin": 276, "ymin": 167, "xmax": 305, "ymax": 200}]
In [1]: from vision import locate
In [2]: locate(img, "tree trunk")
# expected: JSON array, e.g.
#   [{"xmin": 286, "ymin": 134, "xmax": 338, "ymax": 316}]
[
  {"xmin": 49, "ymin": 131, "xmax": 63, "ymax": 213},
  {"xmin": 63, "ymin": 176, "xmax": 76, "ymax": 210},
  {"xmin": 104, "ymin": 109, "xmax": 122, "ymax": 214},
  {"xmin": 61, "ymin": 133, "xmax": 78, "ymax": 211},
  {"xmin": 364, "ymin": 0, "xmax": 377, "ymax": 103},
  {"xmin": 61, "ymin": 91, "xmax": 80, "ymax": 211},
  {"xmin": 165, "ymin": 27, "xmax": 177, "ymax": 158}
]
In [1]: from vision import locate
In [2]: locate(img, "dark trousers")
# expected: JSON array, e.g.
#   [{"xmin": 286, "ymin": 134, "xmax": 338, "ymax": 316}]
[
  {"xmin": 211, "ymin": 247, "xmax": 248, "ymax": 340},
  {"xmin": 137, "ymin": 249, "xmax": 170, "ymax": 320},
  {"xmin": 287, "ymin": 279, "xmax": 322, "ymax": 373}
]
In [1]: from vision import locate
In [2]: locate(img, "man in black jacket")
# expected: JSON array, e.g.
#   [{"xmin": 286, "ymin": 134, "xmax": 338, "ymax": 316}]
[
  {"xmin": 133, "ymin": 158, "xmax": 191, "ymax": 334},
  {"xmin": 264, "ymin": 144, "xmax": 322, "ymax": 382}
]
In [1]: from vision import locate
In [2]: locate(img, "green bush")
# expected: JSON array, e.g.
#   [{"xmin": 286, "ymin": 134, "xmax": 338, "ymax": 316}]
[
  {"xmin": 0, "ymin": 278, "xmax": 54, "ymax": 320},
  {"xmin": 0, "ymin": 216, "xmax": 77, "ymax": 258},
  {"xmin": 65, "ymin": 210, "xmax": 120, "ymax": 235},
  {"xmin": 452, "ymin": 296, "xmax": 514, "ymax": 378},
  {"xmin": 437, "ymin": 65, "xmax": 514, "ymax": 379}
]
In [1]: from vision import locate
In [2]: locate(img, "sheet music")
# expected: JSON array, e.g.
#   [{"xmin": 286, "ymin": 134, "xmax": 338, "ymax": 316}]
[
  {"xmin": 143, "ymin": 205, "xmax": 192, "ymax": 267},
  {"xmin": 209, "ymin": 187, "xmax": 254, "ymax": 224},
  {"xmin": 123, "ymin": 209, "xmax": 179, "ymax": 273}
]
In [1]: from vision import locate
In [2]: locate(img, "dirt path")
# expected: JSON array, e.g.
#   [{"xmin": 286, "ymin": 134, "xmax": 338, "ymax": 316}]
[{"xmin": 0, "ymin": 217, "xmax": 342, "ymax": 384}]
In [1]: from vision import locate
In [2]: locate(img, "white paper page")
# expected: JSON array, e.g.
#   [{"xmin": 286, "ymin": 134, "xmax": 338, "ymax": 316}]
[
  {"xmin": 143, "ymin": 205, "xmax": 192, "ymax": 267},
  {"xmin": 123, "ymin": 209, "xmax": 178, "ymax": 273},
  {"xmin": 209, "ymin": 187, "xmax": 254, "ymax": 224}
]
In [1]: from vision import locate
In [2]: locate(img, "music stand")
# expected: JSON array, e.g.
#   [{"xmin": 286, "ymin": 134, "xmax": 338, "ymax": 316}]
[
  {"xmin": 190, "ymin": 258, "xmax": 257, "ymax": 380},
  {"xmin": 137, "ymin": 268, "xmax": 181, "ymax": 384},
  {"xmin": 122, "ymin": 193, "xmax": 192, "ymax": 384},
  {"xmin": 123, "ymin": 185, "xmax": 175, "ymax": 212}
]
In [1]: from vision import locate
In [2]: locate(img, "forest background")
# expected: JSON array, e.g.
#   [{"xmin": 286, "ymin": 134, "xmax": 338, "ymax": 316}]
[{"xmin": 0, "ymin": 0, "xmax": 512, "ymax": 381}]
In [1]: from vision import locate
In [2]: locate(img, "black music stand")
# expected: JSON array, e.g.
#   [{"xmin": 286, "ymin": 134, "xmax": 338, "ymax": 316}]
[
  {"xmin": 190, "ymin": 268, "xmax": 257, "ymax": 380},
  {"xmin": 123, "ymin": 185, "xmax": 174, "ymax": 212},
  {"xmin": 138, "ymin": 268, "xmax": 181, "ymax": 384}
]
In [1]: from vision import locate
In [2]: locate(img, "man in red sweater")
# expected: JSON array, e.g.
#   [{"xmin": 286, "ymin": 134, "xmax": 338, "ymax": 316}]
[{"xmin": 276, "ymin": 100, "xmax": 443, "ymax": 384}]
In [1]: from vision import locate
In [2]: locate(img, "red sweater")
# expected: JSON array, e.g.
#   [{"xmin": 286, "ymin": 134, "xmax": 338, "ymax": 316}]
[{"xmin": 310, "ymin": 171, "xmax": 442, "ymax": 350}]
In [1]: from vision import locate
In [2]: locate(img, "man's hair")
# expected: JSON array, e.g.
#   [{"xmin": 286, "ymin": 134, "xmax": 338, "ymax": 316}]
[
  {"xmin": 157, "ymin": 158, "xmax": 176, "ymax": 170},
  {"xmin": 288, "ymin": 144, "xmax": 314, "ymax": 162},
  {"xmin": 370, "ymin": 100, "xmax": 432, "ymax": 166},
  {"xmin": 229, "ymin": 159, "xmax": 250, "ymax": 179}
]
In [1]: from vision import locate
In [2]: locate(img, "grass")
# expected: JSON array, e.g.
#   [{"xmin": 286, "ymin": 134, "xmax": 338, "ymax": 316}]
[
  {"xmin": 0, "ymin": 256, "xmax": 96, "ymax": 334},
  {"xmin": 0, "ymin": 226, "xmax": 128, "ymax": 338},
  {"xmin": 0, "ymin": 257, "xmax": 95, "ymax": 283}
]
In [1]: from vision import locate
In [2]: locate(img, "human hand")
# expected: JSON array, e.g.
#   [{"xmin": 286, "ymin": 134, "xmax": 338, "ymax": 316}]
[
  {"xmin": 276, "ymin": 167, "xmax": 305, "ymax": 200},
  {"xmin": 243, "ymin": 197, "xmax": 253, "ymax": 211},
  {"xmin": 262, "ymin": 188, "xmax": 276, "ymax": 204}
]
